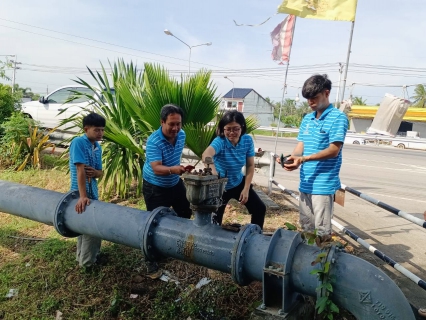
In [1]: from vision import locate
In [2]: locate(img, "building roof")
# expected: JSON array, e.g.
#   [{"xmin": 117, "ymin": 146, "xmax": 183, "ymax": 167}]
[
  {"xmin": 349, "ymin": 105, "xmax": 426, "ymax": 122},
  {"xmin": 223, "ymin": 88, "xmax": 253, "ymax": 99}
]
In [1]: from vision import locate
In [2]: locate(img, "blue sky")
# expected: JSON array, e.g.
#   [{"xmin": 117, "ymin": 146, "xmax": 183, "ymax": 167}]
[{"xmin": 1, "ymin": 0, "xmax": 425, "ymax": 105}]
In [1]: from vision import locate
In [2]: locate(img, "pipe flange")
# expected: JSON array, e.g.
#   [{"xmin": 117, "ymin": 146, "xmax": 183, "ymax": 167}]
[
  {"xmin": 142, "ymin": 206, "xmax": 176, "ymax": 261},
  {"xmin": 54, "ymin": 191, "xmax": 80, "ymax": 238},
  {"xmin": 231, "ymin": 224, "xmax": 262, "ymax": 285}
]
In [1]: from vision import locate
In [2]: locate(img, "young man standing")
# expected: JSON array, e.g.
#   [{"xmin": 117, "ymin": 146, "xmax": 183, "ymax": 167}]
[
  {"xmin": 69, "ymin": 112, "xmax": 105, "ymax": 268},
  {"xmin": 282, "ymin": 74, "xmax": 348, "ymax": 236},
  {"xmin": 142, "ymin": 104, "xmax": 192, "ymax": 219}
]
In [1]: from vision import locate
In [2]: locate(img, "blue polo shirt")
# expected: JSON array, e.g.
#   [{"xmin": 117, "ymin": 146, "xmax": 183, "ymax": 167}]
[
  {"xmin": 69, "ymin": 134, "xmax": 102, "ymax": 200},
  {"xmin": 210, "ymin": 134, "xmax": 255, "ymax": 190},
  {"xmin": 143, "ymin": 127, "xmax": 186, "ymax": 188},
  {"xmin": 297, "ymin": 105, "xmax": 348, "ymax": 195}
]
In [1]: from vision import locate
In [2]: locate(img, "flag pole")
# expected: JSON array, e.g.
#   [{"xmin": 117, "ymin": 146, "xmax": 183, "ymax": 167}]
[
  {"xmin": 339, "ymin": 20, "xmax": 355, "ymax": 104},
  {"xmin": 273, "ymin": 17, "xmax": 297, "ymax": 156},
  {"xmin": 269, "ymin": 16, "xmax": 297, "ymax": 195}
]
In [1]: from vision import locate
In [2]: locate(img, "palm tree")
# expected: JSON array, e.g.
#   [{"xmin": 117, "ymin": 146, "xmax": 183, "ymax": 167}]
[
  {"xmin": 352, "ymin": 96, "xmax": 367, "ymax": 105},
  {"xmin": 62, "ymin": 60, "xmax": 147, "ymax": 198},
  {"xmin": 63, "ymin": 60, "xmax": 258, "ymax": 198},
  {"xmin": 411, "ymin": 84, "xmax": 426, "ymax": 107}
]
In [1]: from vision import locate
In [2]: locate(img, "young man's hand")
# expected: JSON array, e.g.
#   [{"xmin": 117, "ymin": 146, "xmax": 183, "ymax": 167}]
[
  {"xmin": 84, "ymin": 165, "xmax": 99, "ymax": 179},
  {"xmin": 75, "ymin": 197, "xmax": 90, "ymax": 214},
  {"xmin": 283, "ymin": 156, "xmax": 303, "ymax": 171}
]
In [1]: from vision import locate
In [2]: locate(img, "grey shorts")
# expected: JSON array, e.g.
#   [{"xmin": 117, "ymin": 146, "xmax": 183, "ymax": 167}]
[{"xmin": 299, "ymin": 192, "xmax": 334, "ymax": 236}]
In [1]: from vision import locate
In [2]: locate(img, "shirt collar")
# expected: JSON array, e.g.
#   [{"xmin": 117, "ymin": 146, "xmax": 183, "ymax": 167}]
[
  {"xmin": 157, "ymin": 126, "xmax": 167, "ymax": 141},
  {"xmin": 309, "ymin": 104, "xmax": 334, "ymax": 120},
  {"xmin": 224, "ymin": 135, "xmax": 242, "ymax": 148},
  {"xmin": 83, "ymin": 134, "xmax": 100, "ymax": 149}
]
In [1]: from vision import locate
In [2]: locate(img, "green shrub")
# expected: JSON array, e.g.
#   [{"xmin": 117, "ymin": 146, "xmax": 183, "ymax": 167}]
[
  {"xmin": 0, "ymin": 112, "xmax": 52, "ymax": 170},
  {"xmin": 0, "ymin": 84, "xmax": 20, "ymax": 134}
]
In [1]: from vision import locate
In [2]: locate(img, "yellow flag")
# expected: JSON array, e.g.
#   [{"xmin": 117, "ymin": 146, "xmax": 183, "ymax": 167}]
[{"xmin": 277, "ymin": 0, "xmax": 358, "ymax": 21}]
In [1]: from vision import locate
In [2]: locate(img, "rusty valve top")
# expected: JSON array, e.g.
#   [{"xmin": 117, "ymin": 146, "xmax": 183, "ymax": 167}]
[{"xmin": 184, "ymin": 156, "xmax": 215, "ymax": 176}]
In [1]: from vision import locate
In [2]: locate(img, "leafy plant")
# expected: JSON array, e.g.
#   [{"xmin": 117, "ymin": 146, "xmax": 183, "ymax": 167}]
[
  {"xmin": 284, "ymin": 222, "xmax": 297, "ymax": 230},
  {"xmin": 0, "ymin": 84, "xmax": 21, "ymax": 131},
  {"xmin": 15, "ymin": 126, "xmax": 56, "ymax": 171},
  {"xmin": 0, "ymin": 112, "xmax": 39, "ymax": 168},
  {"xmin": 60, "ymin": 60, "xmax": 147, "ymax": 198},
  {"xmin": 0, "ymin": 58, "xmax": 12, "ymax": 81},
  {"xmin": 411, "ymin": 84, "xmax": 426, "ymax": 107},
  {"xmin": 310, "ymin": 251, "xmax": 339, "ymax": 319},
  {"xmin": 308, "ymin": 232, "xmax": 343, "ymax": 319},
  {"xmin": 130, "ymin": 63, "xmax": 223, "ymax": 158},
  {"xmin": 352, "ymin": 96, "xmax": 367, "ymax": 106},
  {"xmin": 62, "ymin": 60, "xmax": 258, "ymax": 198},
  {"xmin": 271, "ymin": 98, "xmax": 310, "ymax": 128}
]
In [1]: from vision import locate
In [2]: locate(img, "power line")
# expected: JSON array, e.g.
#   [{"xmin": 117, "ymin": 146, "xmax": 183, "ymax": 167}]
[
  {"xmin": 0, "ymin": 18, "xmax": 227, "ymax": 70},
  {"xmin": 0, "ymin": 24, "xmax": 190, "ymax": 68},
  {"xmin": 2, "ymin": 23, "xmax": 318, "ymax": 83}
]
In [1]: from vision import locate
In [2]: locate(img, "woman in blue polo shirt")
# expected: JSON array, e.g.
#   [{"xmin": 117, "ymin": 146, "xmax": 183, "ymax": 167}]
[{"xmin": 202, "ymin": 111, "xmax": 266, "ymax": 229}]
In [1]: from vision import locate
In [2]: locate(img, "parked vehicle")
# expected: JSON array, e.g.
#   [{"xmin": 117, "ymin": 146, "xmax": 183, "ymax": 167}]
[
  {"xmin": 21, "ymin": 85, "xmax": 114, "ymax": 131},
  {"xmin": 391, "ymin": 137, "xmax": 426, "ymax": 150},
  {"xmin": 344, "ymin": 135, "xmax": 365, "ymax": 145}
]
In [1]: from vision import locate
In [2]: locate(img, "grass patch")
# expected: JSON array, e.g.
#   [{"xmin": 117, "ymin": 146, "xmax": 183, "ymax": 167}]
[
  {"xmin": 41, "ymin": 153, "xmax": 68, "ymax": 169},
  {"xmin": 0, "ymin": 168, "xmax": 70, "ymax": 194}
]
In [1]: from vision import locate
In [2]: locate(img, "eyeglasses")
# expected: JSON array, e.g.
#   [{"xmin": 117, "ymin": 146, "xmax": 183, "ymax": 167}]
[{"xmin": 224, "ymin": 126, "xmax": 241, "ymax": 133}]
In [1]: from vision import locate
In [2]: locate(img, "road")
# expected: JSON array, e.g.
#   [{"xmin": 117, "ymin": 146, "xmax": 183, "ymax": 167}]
[
  {"xmin": 253, "ymin": 135, "xmax": 426, "ymax": 217},
  {"xmin": 251, "ymin": 135, "xmax": 426, "ymax": 309}
]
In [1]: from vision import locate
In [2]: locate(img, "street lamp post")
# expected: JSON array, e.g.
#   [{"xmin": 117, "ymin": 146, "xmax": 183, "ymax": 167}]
[
  {"xmin": 164, "ymin": 29, "xmax": 211, "ymax": 74},
  {"xmin": 224, "ymin": 76, "xmax": 234, "ymax": 109}
]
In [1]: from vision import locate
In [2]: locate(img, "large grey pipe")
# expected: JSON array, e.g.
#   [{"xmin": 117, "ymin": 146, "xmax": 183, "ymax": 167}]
[{"xmin": 0, "ymin": 180, "xmax": 415, "ymax": 319}]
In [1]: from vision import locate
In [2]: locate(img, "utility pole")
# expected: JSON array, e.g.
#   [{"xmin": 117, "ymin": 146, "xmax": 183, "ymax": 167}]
[
  {"xmin": 335, "ymin": 62, "xmax": 344, "ymax": 108},
  {"xmin": 9, "ymin": 55, "xmax": 21, "ymax": 93}
]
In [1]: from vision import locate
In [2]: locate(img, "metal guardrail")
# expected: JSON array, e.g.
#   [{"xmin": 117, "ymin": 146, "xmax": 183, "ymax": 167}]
[
  {"xmin": 341, "ymin": 183, "xmax": 426, "ymax": 229},
  {"xmin": 331, "ymin": 220, "xmax": 426, "ymax": 292},
  {"xmin": 257, "ymin": 126, "xmax": 300, "ymax": 134}
]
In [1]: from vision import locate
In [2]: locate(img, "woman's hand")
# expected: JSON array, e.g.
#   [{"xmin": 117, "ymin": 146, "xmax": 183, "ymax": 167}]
[{"xmin": 239, "ymin": 187, "xmax": 250, "ymax": 205}]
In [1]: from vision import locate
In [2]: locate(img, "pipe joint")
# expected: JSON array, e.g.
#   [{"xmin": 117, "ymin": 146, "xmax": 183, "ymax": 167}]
[
  {"xmin": 231, "ymin": 224, "xmax": 262, "ymax": 285},
  {"xmin": 142, "ymin": 206, "xmax": 176, "ymax": 261},
  {"xmin": 54, "ymin": 191, "xmax": 80, "ymax": 238}
]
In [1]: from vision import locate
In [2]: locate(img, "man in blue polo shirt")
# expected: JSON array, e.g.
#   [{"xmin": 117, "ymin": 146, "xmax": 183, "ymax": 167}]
[
  {"xmin": 69, "ymin": 112, "xmax": 105, "ymax": 268},
  {"xmin": 282, "ymin": 74, "xmax": 348, "ymax": 236},
  {"xmin": 142, "ymin": 104, "xmax": 192, "ymax": 219}
]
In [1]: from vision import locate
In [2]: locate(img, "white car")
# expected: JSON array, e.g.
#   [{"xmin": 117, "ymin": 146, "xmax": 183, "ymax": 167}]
[
  {"xmin": 21, "ymin": 85, "xmax": 113, "ymax": 131},
  {"xmin": 344, "ymin": 136, "xmax": 365, "ymax": 145}
]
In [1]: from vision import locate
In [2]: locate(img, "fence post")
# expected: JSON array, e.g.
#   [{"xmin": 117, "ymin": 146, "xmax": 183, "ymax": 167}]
[{"xmin": 268, "ymin": 152, "xmax": 275, "ymax": 195}]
